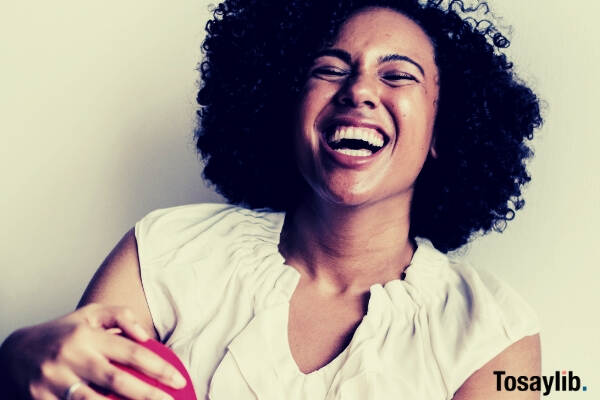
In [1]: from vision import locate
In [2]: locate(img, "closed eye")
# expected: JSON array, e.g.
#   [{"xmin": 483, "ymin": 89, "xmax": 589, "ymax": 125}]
[
  {"xmin": 312, "ymin": 67, "xmax": 349, "ymax": 78},
  {"xmin": 382, "ymin": 73, "xmax": 418, "ymax": 82}
]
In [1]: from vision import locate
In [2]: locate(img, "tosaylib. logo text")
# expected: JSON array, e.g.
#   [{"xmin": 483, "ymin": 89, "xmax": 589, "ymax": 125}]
[{"xmin": 494, "ymin": 370, "xmax": 588, "ymax": 396}]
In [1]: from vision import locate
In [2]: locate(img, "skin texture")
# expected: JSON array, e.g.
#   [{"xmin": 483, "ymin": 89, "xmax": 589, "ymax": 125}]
[
  {"xmin": 294, "ymin": 7, "xmax": 439, "ymax": 208},
  {"xmin": 0, "ymin": 230, "xmax": 184, "ymax": 400},
  {"xmin": 453, "ymin": 334, "xmax": 541, "ymax": 400},
  {"xmin": 77, "ymin": 229, "xmax": 156, "ymax": 338},
  {"xmin": 197, "ymin": 0, "xmax": 542, "ymax": 253},
  {"xmin": 280, "ymin": 8, "xmax": 541, "ymax": 397},
  {"xmin": 283, "ymin": 8, "xmax": 439, "ymax": 371},
  {"xmin": 0, "ymin": 6, "xmax": 541, "ymax": 400}
]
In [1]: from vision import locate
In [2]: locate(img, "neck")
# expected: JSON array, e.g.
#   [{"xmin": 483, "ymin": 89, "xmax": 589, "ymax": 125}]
[{"xmin": 280, "ymin": 194, "xmax": 415, "ymax": 296}]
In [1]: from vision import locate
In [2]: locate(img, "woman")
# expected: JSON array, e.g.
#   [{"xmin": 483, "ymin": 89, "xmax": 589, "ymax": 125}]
[{"xmin": 0, "ymin": 0, "xmax": 542, "ymax": 399}]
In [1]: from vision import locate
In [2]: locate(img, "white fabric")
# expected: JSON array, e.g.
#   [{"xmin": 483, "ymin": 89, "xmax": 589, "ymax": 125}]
[{"xmin": 134, "ymin": 203, "xmax": 540, "ymax": 400}]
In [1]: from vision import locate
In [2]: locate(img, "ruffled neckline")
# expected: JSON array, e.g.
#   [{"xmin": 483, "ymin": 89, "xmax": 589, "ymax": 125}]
[
  {"xmin": 236, "ymin": 209, "xmax": 453, "ymax": 385},
  {"xmin": 263, "ymin": 210, "xmax": 453, "ymax": 306}
]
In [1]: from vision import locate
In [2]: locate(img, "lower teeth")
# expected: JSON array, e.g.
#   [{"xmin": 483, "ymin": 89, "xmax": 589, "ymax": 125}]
[{"xmin": 335, "ymin": 148, "xmax": 372, "ymax": 157}]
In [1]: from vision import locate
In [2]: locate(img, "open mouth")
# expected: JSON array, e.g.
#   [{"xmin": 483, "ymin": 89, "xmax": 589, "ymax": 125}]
[{"xmin": 324, "ymin": 125, "xmax": 389, "ymax": 157}]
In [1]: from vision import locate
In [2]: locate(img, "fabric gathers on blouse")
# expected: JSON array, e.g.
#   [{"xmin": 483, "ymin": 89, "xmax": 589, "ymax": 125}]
[{"xmin": 134, "ymin": 203, "xmax": 540, "ymax": 400}]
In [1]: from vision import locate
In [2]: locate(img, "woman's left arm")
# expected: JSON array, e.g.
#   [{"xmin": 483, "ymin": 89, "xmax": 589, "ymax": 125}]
[{"xmin": 453, "ymin": 334, "xmax": 541, "ymax": 400}]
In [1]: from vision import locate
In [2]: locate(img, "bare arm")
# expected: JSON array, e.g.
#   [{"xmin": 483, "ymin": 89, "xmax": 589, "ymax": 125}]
[
  {"xmin": 453, "ymin": 334, "xmax": 541, "ymax": 400},
  {"xmin": 78, "ymin": 228, "xmax": 157, "ymax": 339},
  {"xmin": 0, "ymin": 228, "xmax": 186, "ymax": 400}
]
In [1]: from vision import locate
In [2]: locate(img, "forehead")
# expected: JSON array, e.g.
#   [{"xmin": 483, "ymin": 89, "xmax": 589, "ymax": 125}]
[{"xmin": 332, "ymin": 7, "xmax": 435, "ymax": 63}]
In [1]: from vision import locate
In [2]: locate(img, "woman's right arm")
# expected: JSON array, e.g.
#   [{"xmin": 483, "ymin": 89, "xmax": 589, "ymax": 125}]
[{"xmin": 0, "ymin": 229, "xmax": 186, "ymax": 400}]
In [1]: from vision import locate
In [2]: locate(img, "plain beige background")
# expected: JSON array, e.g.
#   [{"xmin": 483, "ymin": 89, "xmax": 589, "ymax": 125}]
[{"xmin": 1, "ymin": 0, "xmax": 598, "ymax": 397}]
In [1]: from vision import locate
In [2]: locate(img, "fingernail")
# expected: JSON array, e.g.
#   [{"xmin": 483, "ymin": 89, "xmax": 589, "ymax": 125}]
[
  {"xmin": 133, "ymin": 324, "xmax": 150, "ymax": 341},
  {"xmin": 171, "ymin": 370, "xmax": 186, "ymax": 388}
]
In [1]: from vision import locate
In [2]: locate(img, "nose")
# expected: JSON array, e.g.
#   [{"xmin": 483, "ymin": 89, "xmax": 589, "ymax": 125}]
[{"xmin": 335, "ymin": 72, "xmax": 379, "ymax": 109}]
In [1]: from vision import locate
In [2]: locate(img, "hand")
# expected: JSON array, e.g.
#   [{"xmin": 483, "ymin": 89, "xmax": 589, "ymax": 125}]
[{"xmin": 0, "ymin": 303, "xmax": 186, "ymax": 400}]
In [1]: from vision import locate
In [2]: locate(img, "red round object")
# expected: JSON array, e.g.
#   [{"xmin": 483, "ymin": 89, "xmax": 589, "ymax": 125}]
[{"xmin": 92, "ymin": 338, "xmax": 197, "ymax": 400}]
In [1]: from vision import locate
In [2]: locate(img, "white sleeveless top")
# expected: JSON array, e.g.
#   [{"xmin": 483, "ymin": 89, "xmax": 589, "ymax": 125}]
[{"xmin": 134, "ymin": 203, "xmax": 539, "ymax": 400}]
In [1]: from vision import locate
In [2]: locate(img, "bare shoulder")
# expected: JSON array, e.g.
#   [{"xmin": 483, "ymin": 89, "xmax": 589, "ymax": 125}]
[
  {"xmin": 453, "ymin": 334, "xmax": 541, "ymax": 400},
  {"xmin": 78, "ymin": 228, "xmax": 157, "ymax": 339}
]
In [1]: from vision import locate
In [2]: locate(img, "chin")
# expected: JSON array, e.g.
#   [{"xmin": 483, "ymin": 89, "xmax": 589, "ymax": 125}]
[
  {"xmin": 314, "ymin": 183, "xmax": 379, "ymax": 208},
  {"xmin": 326, "ymin": 195, "xmax": 369, "ymax": 208},
  {"xmin": 310, "ymin": 179, "xmax": 415, "ymax": 210}
]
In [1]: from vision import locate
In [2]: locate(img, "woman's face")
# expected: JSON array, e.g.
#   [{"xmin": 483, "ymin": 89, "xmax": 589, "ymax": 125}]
[{"xmin": 294, "ymin": 7, "xmax": 439, "ymax": 208}]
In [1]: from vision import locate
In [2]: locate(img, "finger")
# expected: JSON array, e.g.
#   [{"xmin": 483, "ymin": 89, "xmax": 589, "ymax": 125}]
[
  {"xmin": 39, "ymin": 364, "xmax": 108, "ymax": 400},
  {"xmin": 61, "ymin": 382, "xmax": 109, "ymax": 400},
  {"xmin": 106, "ymin": 327, "xmax": 123, "ymax": 335},
  {"xmin": 79, "ymin": 355, "xmax": 174, "ymax": 400},
  {"xmin": 79, "ymin": 304, "xmax": 150, "ymax": 342},
  {"xmin": 100, "ymin": 333, "xmax": 186, "ymax": 389},
  {"xmin": 29, "ymin": 384, "xmax": 60, "ymax": 400},
  {"xmin": 102, "ymin": 307, "xmax": 151, "ymax": 342}
]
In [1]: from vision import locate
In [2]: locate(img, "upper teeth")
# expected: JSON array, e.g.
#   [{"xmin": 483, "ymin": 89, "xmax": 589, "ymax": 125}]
[{"xmin": 329, "ymin": 126, "xmax": 385, "ymax": 148}]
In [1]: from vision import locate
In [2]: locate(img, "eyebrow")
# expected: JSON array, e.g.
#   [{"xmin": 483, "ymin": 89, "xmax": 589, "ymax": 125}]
[
  {"xmin": 378, "ymin": 54, "xmax": 425, "ymax": 77},
  {"xmin": 314, "ymin": 48, "xmax": 426, "ymax": 78}
]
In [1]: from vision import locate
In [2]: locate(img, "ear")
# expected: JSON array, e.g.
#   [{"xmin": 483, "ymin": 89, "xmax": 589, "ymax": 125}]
[{"xmin": 429, "ymin": 136, "xmax": 438, "ymax": 159}]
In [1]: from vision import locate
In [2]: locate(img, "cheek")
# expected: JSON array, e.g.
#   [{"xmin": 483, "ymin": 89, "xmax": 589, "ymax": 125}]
[
  {"xmin": 391, "ymin": 91, "xmax": 436, "ymax": 141},
  {"xmin": 294, "ymin": 106, "xmax": 319, "ymax": 156},
  {"xmin": 386, "ymin": 92, "xmax": 437, "ymax": 176},
  {"xmin": 293, "ymin": 95, "xmax": 320, "ymax": 174},
  {"xmin": 295, "ymin": 83, "xmax": 337, "ymax": 148}
]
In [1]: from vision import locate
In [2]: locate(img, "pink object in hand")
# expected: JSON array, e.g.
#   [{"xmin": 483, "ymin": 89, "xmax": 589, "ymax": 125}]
[{"xmin": 93, "ymin": 339, "xmax": 197, "ymax": 400}]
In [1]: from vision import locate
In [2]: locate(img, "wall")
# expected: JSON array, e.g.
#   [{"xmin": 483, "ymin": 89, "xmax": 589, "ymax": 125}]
[{"xmin": 1, "ymin": 1, "xmax": 598, "ymax": 397}]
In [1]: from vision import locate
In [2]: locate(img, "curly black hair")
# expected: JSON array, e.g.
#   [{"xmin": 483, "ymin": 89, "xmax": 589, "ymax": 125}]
[{"xmin": 195, "ymin": 0, "xmax": 542, "ymax": 252}]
